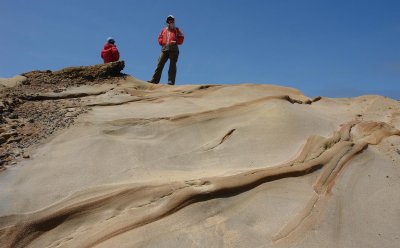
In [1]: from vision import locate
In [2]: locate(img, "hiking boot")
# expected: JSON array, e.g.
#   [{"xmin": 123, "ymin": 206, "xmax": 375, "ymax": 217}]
[
  {"xmin": 167, "ymin": 81, "xmax": 175, "ymax": 85},
  {"xmin": 147, "ymin": 80, "xmax": 159, "ymax": 84}
]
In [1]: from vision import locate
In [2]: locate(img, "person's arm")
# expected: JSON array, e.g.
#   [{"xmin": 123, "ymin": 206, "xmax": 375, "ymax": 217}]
[
  {"xmin": 176, "ymin": 28, "xmax": 184, "ymax": 45},
  {"xmin": 158, "ymin": 29, "xmax": 165, "ymax": 45}
]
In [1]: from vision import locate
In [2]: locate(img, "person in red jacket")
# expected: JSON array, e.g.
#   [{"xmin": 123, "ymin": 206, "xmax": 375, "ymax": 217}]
[
  {"xmin": 101, "ymin": 37, "xmax": 120, "ymax": 63},
  {"xmin": 149, "ymin": 15, "xmax": 184, "ymax": 85}
]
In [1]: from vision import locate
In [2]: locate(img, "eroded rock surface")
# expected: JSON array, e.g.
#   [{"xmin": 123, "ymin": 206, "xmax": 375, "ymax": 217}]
[
  {"xmin": 0, "ymin": 66, "xmax": 399, "ymax": 247},
  {"xmin": 0, "ymin": 61, "xmax": 125, "ymax": 167}
]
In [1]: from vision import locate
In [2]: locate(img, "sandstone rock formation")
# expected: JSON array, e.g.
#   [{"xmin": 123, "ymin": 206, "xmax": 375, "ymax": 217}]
[{"xmin": 0, "ymin": 65, "xmax": 399, "ymax": 247}]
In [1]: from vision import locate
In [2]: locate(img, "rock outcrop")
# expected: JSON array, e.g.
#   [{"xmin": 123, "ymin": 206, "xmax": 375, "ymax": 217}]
[
  {"xmin": 0, "ymin": 65, "xmax": 399, "ymax": 248},
  {"xmin": 0, "ymin": 61, "xmax": 125, "ymax": 167}
]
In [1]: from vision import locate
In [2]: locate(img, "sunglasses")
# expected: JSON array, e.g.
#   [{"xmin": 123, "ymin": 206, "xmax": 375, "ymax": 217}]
[{"xmin": 167, "ymin": 19, "xmax": 175, "ymax": 23}]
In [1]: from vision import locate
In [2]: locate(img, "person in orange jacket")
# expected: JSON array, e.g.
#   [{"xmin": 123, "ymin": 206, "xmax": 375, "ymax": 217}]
[
  {"xmin": 101, "ymin": 37, "xmax": 120, "ymax": 63},
  {"xmin": 149, "ymin": 15, "xmax": 184, "ymax": 85}
]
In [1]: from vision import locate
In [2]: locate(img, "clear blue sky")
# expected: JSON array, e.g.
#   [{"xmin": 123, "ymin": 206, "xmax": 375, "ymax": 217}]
[{"xmin": 1, "ymin": 0, "xmax": 399, "ymax": 99}]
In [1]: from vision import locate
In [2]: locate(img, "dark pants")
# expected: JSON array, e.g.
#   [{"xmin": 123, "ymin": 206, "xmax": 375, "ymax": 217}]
[{"xmin": 150, "ymin": 50, "xmax": 179, "ymax": 84}]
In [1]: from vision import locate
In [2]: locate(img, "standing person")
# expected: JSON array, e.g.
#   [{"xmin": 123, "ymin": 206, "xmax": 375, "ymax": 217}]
[
  {"xmin": 101, "ymin": 37, "xmax": 120, "ymax": 64},
  {"xmin": 149, "ymin": 15, "xmax": 184, "ymax": 85}
]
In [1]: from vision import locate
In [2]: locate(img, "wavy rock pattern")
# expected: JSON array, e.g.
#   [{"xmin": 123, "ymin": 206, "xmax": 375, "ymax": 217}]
[
  {"xmin": 0, "ymin": 78, "xmax": 399, "ymax": 248},
  {"xmin": 0, "ymin": 120, "xmax": 398, "ymax": 248}
]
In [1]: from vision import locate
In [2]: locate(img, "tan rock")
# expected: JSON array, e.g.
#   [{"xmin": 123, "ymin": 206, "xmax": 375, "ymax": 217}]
[{"xmin": 0, "ymin": 79, "xmax": 399, "ymax": 248}]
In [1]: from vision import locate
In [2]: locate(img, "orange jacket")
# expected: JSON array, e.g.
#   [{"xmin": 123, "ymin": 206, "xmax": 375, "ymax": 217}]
[
  {"xmin": 101, "ymin": 43, "xmax": 120, "ymax": 63},
  {"xmin": 158, "ymin": 27, "xmax": 184, "ymax": 46}
]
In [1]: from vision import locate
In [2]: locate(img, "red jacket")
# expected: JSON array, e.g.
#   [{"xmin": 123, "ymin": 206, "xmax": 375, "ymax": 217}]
[
  {"xmin": 101, "ymin": 43, "xmax": 120, "ymax": 63},
  {"xmin": 158, "ymin": 27, "xmax": 184, "ymax": 46}
]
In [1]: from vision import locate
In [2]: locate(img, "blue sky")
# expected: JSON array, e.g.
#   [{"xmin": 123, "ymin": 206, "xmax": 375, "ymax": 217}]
[{"xmin": 1, "ymin": 0, "xmax": 399, "ymax": 99}]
